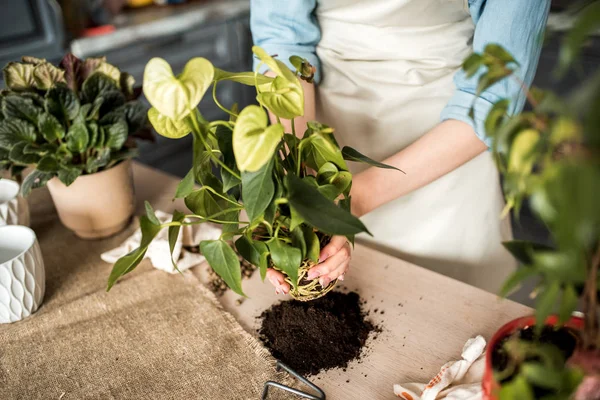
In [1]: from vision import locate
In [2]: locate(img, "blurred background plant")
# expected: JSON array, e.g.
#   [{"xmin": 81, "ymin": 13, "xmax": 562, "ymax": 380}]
[{"xmin": 464, "ymin": 1, "xmax": 600, "ymax": 398}]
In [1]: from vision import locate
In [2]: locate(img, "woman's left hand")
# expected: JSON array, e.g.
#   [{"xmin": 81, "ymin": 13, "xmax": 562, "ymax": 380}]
[{"xmin": 306, "ymin": 236, "xmax": 352, "ymax": 288}]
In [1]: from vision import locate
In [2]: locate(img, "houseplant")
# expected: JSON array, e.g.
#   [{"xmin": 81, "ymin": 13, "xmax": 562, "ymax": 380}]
[
  {"xmin": 463, "ymin": 3, "xmax": 600, "ymax": 399},
  {"xmin": 0, "ymin": 54, "xmax": 151, "ymax": 238},
  {"xmin": 106, "ymin": 46, "xmax": 401, "ymax": 300}
]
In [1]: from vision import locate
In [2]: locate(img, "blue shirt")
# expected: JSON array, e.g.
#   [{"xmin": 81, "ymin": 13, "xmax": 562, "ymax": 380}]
[{"xmin": 250, "ymin": 0, "xmax": 551, "ymax": 146}]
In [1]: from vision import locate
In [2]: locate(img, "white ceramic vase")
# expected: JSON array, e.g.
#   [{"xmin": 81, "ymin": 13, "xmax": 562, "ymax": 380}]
[
  {"xmin": 0, "ymin": 179, "xmax": 30, "ymax": 226},
  {"xmin": 0, "ymin": 225, "xmax": 45, "ymax": 323}
]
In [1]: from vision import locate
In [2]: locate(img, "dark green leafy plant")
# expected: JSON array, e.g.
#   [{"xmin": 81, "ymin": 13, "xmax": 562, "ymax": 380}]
[
  {"xmin": 0, "ymin": 54, "xmax": 151, "ymax": 194},
  {"xmin": 106, "ymin": 46, "xmax": 401, "ymax": 300},
  {"xmin": 463, "ymin": 2, "xmax": 600, "ymax": 398}
]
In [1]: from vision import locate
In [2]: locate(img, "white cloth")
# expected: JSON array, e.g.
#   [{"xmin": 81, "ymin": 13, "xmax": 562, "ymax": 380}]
[
  {"xmin": 101, "ymin": 211, "xmax": 221, "ymax": 273},
  {"xmin": 314, "ymin": 0, "xmax": 516, "ymax": 293},
  {"xmin": 394, "ymin": 336, "xmax": 486, "ymax": 400}
]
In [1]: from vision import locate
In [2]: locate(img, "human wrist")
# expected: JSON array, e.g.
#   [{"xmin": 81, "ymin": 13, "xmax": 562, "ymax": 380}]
[{"xmin": 349, "ymin": 172, "xmax": 369, "ymax": 217}]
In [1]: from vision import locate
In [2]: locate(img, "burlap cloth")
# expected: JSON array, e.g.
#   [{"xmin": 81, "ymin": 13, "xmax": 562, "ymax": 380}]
[{"xmin": 0, "ymin": 187, "xmax": 291, "ymax": 399}]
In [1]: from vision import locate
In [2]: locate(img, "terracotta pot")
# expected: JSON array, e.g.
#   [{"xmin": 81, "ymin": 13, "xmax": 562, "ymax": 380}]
[
  {"xmin": 482, "ymin": 314, "xmax": 585, "ymax": 399},
  {"xmin": 46, "ymin": 160, "xmax": 135, "ymax": 239}
]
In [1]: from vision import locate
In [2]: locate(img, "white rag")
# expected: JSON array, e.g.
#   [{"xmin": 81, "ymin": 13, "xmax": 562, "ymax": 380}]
[
  {"xmin": 101, "ymin": 210, "xmax": 222, "ymax": 273},
  {"xmin": 394, "ymin": 336, "xmax": 486, "ymax": 400}
]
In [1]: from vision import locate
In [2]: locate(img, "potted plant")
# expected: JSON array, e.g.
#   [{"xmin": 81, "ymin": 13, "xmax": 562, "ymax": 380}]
[
  {"xmin": 105, "ymin": 46, "xmax": 401, "ymax": 300},
  {"xmin": 0, "ymin": 54, "xmax": 151, "ymax": 239},
  {"xmin": 462, "ymin": 3, "xmax": 600, "ymax": 399}
]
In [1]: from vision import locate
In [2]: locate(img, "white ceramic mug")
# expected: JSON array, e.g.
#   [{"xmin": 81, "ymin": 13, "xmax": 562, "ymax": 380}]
[
  {"xmin": 0, "ymin": 179, "xmax": 30, "ymax": 226},
  {"xmin": 0, "ymin": 225, "xmax": 45, "ymax": 323}
]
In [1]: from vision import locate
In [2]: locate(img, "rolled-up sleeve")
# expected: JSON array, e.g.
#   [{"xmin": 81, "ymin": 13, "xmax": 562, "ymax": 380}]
[
  {"xmin": 250, "ymin": 0, "xmax": 322, "ymax": 83},
  {"xmin": 440, "ymin": 0, "xmax": 551, "ymax": 146}
]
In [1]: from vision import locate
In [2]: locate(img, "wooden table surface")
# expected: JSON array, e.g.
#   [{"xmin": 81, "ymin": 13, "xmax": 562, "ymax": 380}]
[{"xmin": 132, "ymin": 163, "xmax": 531, "ymax": 400}]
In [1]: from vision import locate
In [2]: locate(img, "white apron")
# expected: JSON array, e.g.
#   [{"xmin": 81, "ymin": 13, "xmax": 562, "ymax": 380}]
[{"xmin": 314, "ymin": 0, "xmax": 516, "ymax": 293}]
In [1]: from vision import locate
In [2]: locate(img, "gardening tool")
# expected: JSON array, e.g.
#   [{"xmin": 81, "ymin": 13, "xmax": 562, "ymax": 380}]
[{"xmin": 262, "ymin": 361, "xmax": 326, "ymax": 400}]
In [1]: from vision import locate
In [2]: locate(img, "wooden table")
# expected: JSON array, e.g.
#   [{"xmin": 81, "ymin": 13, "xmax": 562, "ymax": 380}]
[{"xmin": 131, "ymin": 163, "xmax": 531, "ymax": 400}]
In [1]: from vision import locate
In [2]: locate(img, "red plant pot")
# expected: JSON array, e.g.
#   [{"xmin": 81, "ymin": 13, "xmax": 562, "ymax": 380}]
[{"xmin": 482, "ymin": 314, "xmax": 584, "ymax": 400}]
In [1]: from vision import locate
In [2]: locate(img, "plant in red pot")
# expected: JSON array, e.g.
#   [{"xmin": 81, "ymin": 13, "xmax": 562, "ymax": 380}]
[{"xmin": 462, "ymin": 3, "xmax": 600, "ymax": 399}]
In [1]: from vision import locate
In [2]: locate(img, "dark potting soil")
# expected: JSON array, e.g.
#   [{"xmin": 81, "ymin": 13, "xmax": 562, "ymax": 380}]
[
  {"xmin": 492, "ymin": 324, "xmax": 579, "ymax": 396},
  {"xmin": 258, "ymin": 291, "xmax": 380, "ymax": 376}
]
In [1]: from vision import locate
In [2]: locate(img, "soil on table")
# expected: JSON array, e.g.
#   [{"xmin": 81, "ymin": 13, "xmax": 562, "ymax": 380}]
[
  {"xmin": 492, "ymin": 324, "xmax": 579, "ymax": 396},
  {"xmin": 258, "ymin": 291, "xmax": 380, "ymax": 376}
]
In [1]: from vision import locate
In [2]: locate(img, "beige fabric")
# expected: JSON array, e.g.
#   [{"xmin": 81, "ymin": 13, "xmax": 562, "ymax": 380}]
[
  {"xmin": 315, "ymin": 0, "xmax": 516, "ymax": 293},
  {"xmin": 0, "ymin": 188, "xmax": 288, "ymax": 399}
]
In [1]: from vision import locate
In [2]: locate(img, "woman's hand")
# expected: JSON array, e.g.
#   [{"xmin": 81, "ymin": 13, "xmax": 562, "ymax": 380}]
[{"xmin": 266, "ymin": 236, "xmax": 352, "ymax": 294}]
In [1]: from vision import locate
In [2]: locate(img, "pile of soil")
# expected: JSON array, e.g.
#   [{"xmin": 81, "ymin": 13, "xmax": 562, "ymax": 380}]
[{"xmin": 259, "ymin": 291, "xmax": 379, "ymax": 376}]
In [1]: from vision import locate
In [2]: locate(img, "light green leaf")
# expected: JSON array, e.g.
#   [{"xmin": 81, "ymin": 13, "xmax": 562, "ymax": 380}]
[
  {"xmin": 559, "ymin": 285, "xmax": 578, "ymax": 324},
  {"xmin": 521, "ymin": 363, "xmax": 562, "ymax": 390},
  {"xmin": 342, "ymin": 146, "xmax": 403, "ymax": 171},
  {"xmin": 45, "ymin": 84, "xmax": 80, "ymax": 122},
  {"xmin": 33, "ymin": 62, "xmax": 66, "ymax": 90},
  {"xmin": 200, "ymin": 240, "xmax": 244, "ymax": 296},
  {"xmin": 66, "ymin": 123, "xmax": 89, "ymax": 153},
  {"xmin": 317, "ymin": 162, "xmax": 338, "ymax": 184},
  {"xmin": 285, "ymin": 174, "xmax": 369, "ymax": 236},
  {"xmin": 147, "ymin": 107, "xmax": 191, "ymax": 139},
  {"xmin": 107, "ymin": 216, "xmax": 162, "ymax": 291},
  {"xmin": 498, "ymin": 376, "xmax": 534, "ymax": 400},
  {"xmin": 57, "ymin": 166, "xmax": 81, "ymax": 186},
  {"xmin": 143, "ymin": 57, "xmax": 214, "ymax": 120},
  {"xmin": 175, "ymin": 169, "xmax": 195, "ymax": 199},
  {"xmin": 95, "ymin": 62, "xmax": 121, "ymax": 84},
  {"xmin": 302, "ymin": 132, "xmax": 348, "ymax": 172},
  {"xmin": 267, "ymin": 238, "xmax": 302, "ymax": 288},
  {"xmin": 37, "ymin": 113, "xmax": 65, "ymax": 142},
  {"xmin": 213, "ymin": 68, "xmax": 274, "ymax": 86},
  {"xmin": 145, "ymin": 201, "xmax": 160, "ymax": 225},
  {"xmin": 241, "ymin": 158, "xmax": 274, "ymax": 222},
  {"xmin": 256, "ymin": 76, "xmax": 304, "ymax": 119},
  {"xmin": 484, "ymin": 44, "xmax": 518, "ymax": 65},
  {"xmin": 535, "ymin": 281, "xmax": 561, "ymax": 333},
  {"xmin": 252, "ymin": 46, "xmax": 297, "ymax": 82},
  {"xmin": 232, "ymin": 105, "xmax": 283, "ymax": 172},
  {"xmin": 2, "ymin": 62, "xmax": 35, "ymax": 91},
  {"xmin": 508, "ymin": 129, "xmax": 539, "ymax": 174},
  {"xmin": 0, "ymin": 119, "xmax": 36, "ymax": 149},
  {"xmin": 499, "ymin": 266, "xmax": 537, "ymax": 298},
  {"xmin": 105, "ymin": 119, "xmax": 128, "ymax": 150},
  {"xmin": 168, "ymin": 210, "xmax": 186, "ymax": 270}
]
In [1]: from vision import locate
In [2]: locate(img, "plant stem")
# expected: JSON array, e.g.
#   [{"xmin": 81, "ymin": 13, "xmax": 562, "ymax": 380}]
[
  {"xmin": 512, "ymin": 74, "xmax": 539, "ymax": 109},
  {"xmin": 583, "ymin": 243, "xmax": 600, "ymax": 349},
  {"xmin": 291, "ymin": 118, "xmax": 296, "ymax": 136},
  {"xmin": 208, "ymin": 121, "xmax": 234, "ymax": 130},
  {"xmin": 212, "ymin": 82, "xmax": 238, "ymax": 118}
]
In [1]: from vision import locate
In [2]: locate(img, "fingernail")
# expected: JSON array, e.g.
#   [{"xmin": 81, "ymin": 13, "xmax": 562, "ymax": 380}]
[
  {"xmin": 307, "ymin": 270, "xmax": 320, "ymax": 280},
  {"xmin": 339, "ymin": 274, "xmax": 345, "ymax": 281},
  {"xmin": 318, "ymin": 253, "xmax": 328, "ymax": 263},
  {"xmin": 319, "ymin": 277, "xmax": 330, "ymax": 287}
]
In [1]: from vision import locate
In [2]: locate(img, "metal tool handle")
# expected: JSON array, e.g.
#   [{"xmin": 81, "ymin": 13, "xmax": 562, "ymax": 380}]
[{"xmin": 262, "ymin": 361, "xmax": 326, "ymax": 400}]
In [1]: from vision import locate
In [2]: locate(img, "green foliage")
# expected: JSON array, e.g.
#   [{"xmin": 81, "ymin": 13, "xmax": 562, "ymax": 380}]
[
  {"xmin": 0, "ymin": 53, "xmax": 151, "ymax": 194},
  {"xmin": 107, "ymin": 47, "xmax": 400, "ymax": 295},
  {"xmin": 463, "ymin": 5, "xmax": 600, "ymax": 398}
]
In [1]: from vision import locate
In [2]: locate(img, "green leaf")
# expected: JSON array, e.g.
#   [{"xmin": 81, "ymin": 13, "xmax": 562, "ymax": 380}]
[
  {"xmin": 3, "ymin": 95, "xmax": 41, "ymax": 124},
  {"xmin": 252, "ymin": 46, "xmax": 297, "ymax": 82},
  {"xmin": 476, "ymin": 64, "xmax": 513, "ymax": 96},
  {"xmin": 175, "ymin": 169, "xmax": 195, "ymax": 199},
  {"xmin": 85, "ymin": 148, "xmax": 110, "ymax": 174},
  {"xmin": 184, "ymin": 188, "xmax": 238, "ymax": 224},
  {"xmin": 57, "ymin": 166, "xmax": 81, "ymax": 186},
  {"xmin": 32, "ymin": 62, "xmax": 66, "ymax": 90},
  {"xmin": 95, "ymin": 62, "xmax": 121, "ymax": 84},
  {"xmin": 105, "ymin": 119, "xmax": 128, "ymax": 150},
  {"xmin": 462, "ymin": 53, "xmax": 483, "ymax": 78},
  {"xmin": 21, "ymin": 169, "xmax": 54, "ymax": 195},
  {"xmin": 122, "ymin": 101, "xmax": 147, "ymax": 134},
  {"xmin": 9, "ymin": 142, "xmax": 40, "ymax": 164},
  {"xmin": 168, "ymin": 210, "xmax": 186, "ymax": 270},
  {"xmin": 2, "ymin": 62, "xmax": 35, "ymax": 91},
  {"xmin": 267, "ymin": 238, "xmax": 302, "ymax": 288},
  {"xmin": 147, "ymin": 107, "xmax": 191, "ymax": 139},
  {"xmin": 66, "ymin": 123, "xmax": 89, "ymax": 153},
  {"xmin": 303, "ymin": 226, "xmax": 320, "ymax": 263},
  {"xmin": 317, "ymin": 161, "xmax": 339, "ymax": 185},
  {"xmin": 484, "ymin": 99, "xmax": 510, "ymax": 139},
  {"xmin": 241, "ymin": 158, "xmax": 274, "ymax": 222},
  {"xmin": 0, "ymin": 119, "xmax": 36, "ymax": 149},
  {"xmin": 143, "ymin": 57, "xmax": 214, "ymax": 120},
  {"xmin": 557, "ymin": 1, "xmax": 600, "ymax": 77},
  {"xmin": 232, "ymin": 105, "xmax": 283, "ymax": 172},
  {"xmin": 107, "ymin": 216, "xmax": 162, "ymax": 291},
  {"xmin": 289, "ymin": 204, "xmax": 306, "ymax": 231},
  {"xmin": 339, "ymin": 196, "xmax": 352, "ymax": 213},
  {"xmin": 215, "ymin": 125, "xmax": 240, "ymax": 191},
  {"xmin": 256, "ymin": 76, "xmax": 304, "ymax": 120},
  {"xmin": 535, "ymin": 281, "xmax": 561, "ymax": 332},
  {"xmin": 520, "ymin": 363, "xmax": 562, "ymax": 390},
  {"xmin": 285, "ymin": 174, "xmax": 369, "ymax": 236},
  {"xmin": 98, "ymin": 90, "xmax": 126, "ymax": 117},
  {"xmin": 88, "ymin": 121, "xmax": 100, "ymax": 148},
  {"xmin": 502, "ymin": 240, "xmax": 553, "ymax": 265},
  {"xmin": 484, "ymin": 44, "xmax": 518, "ymax": 65},
  {"xmin": 559, "ymin": 285, "xmax": 578, "ymax": 324},
  {"xmin": 37, "ymin": 112, "xmax": 65, "ymax": 142},
  {"xmin": 191, "ymin": 134, "xmax": 223, "ymax": 192},
  {"xmin": 213, "ymin": 68, "xmax": 274, "ymax": 86},
  {"xmin": 200, "ymin": 240, "xmax": 244, "ymax": 296},
  {"xmin": 235, "ymin": 236, "xmax": 270, "ymax": 281},
  {"xmin": 317, "ymin": 184, "xmax": 342, "ymax": 201},
  {"xmin": 499, "ymin": 266, "xmax": 537, "ymax": 297},
  {"xmin": 303, "ymin": 132, "xmax": 348, "ymax": 172},
  {"xmin": 45, "ymin": 84, "xmax": 80, "ymax": 122},
  {"xmin": 120, "ymin": 72, "xmax": 136, "ymax": 99},
  {"xmin": 291, "ymin": 226, "xmax": 308, "ymax": 259},
  {"xmin": 81, "ymin": 72, "xmax": 118, "ymax": 103},
  {"xmin": 508, "ymin": 129, "xmax": 539, "ymax": 174},
  {"xmin": 145, "ymin": 201, "xmax": 160, "ymax": 225},
  {"xmin": 36, "ymin": 155, "xmax": 59, "ymax": 172},
  {"xmin": 498, "ymin": 376, "xmax": 534, "ymax": 400}
]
